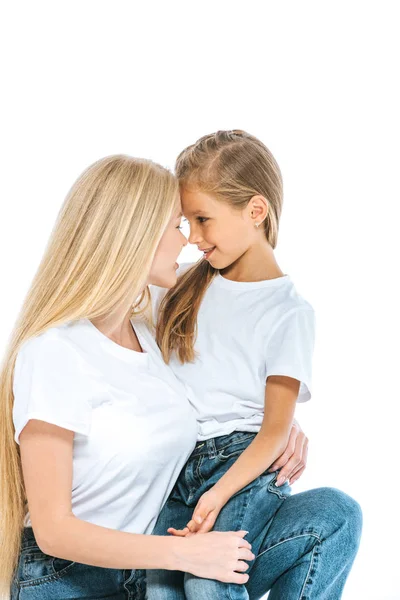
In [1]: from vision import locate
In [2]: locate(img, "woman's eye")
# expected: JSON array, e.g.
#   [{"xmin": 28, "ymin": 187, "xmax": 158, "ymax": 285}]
[{"xmin": 197, "ymin": 217, "xmax": 208, "ymax": 223}]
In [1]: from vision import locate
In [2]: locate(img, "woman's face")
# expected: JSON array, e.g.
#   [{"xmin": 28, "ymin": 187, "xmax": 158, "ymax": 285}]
[
  {"xmin": 181, "ymin": 187, "xmax": 257, "ymax": 270},
  {"xmin": 148, "ymin": 203, "xmax": 188, "ymax": 288}
]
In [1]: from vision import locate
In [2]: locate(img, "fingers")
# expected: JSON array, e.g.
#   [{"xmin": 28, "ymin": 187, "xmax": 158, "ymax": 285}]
[
  {"xmin": 268, "ymin": 425, "xmax": 297, "ymax": 472},
  {"xmin": 236, "ymin": 531, "xmax": 252, "ymax": 549},
  {"xmin": 288, "ymin": 444, "xmax": 308, "ymax": 484},
  {"xmin": 238, "ymin": 547, "xmax": 255, "ymax": 562},
  {"xmin": 231, "ymin": 572, "xmax": 250, "ymax": 584},
  {"xmin": 235, "ymin": 560, "xmax": 251, "ymax": 573},
  {"xmin": 289, "ymin": 464, "xmax": 305, "ymax": 485},
  {"xmin": 275, "ymin": 432, "xmax": 308, "ymax": 485},
  {"xmin": 186, "ymin": 519, "xmax": 199, "ymax": 533},
  {"xmin": 167, "ymin": 527, "xmax": 189, "ymax": 537},
  {"xmin": 192, "ymin": 500, "xmax": 210, "ymax": 526},
  {"xmin": 195, "ymin": 506, "xmax": 219, "ymax": 533}
]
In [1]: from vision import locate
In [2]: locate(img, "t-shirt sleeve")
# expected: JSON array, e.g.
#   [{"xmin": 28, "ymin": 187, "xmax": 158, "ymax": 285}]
[
  {"xmin": 265, "ymin": 307, "xmax": 316, "ymax": 403},
  {"xmin": 149, "ymin": 262, "xmax": 196, "ymax": 323},
  {"xmin": 12, "ymin": 335, "xmax": 93, "ymax": 444}
]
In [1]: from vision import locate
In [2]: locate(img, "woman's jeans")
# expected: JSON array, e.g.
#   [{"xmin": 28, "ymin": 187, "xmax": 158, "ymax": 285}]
[
  {"xmin": 11, "ymin": 527, "xmax": 146, "ymax": 599},
  {"xmin": 146, "ymin": 431, "xmax": 363, "ymax": 600}
]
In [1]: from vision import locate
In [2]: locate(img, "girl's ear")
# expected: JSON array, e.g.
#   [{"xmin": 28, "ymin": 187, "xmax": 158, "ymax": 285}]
[{"xmin": 249, "ymin": 195, "xmax": 268, "ymax": 225}]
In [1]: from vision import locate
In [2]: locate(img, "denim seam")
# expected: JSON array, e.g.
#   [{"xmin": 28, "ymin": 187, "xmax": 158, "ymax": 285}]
[
  {"xmin": 123, "ymin": 568, "xmax": 137, "ymax": 598},
  {"xmin": 299, "ymin": 541, "xmax": 319, "ymax": 600},
  {"xmin": 267, "ymin": 473, "xmax": 290, "ymax": 501},
  {"xmin": 255, "ymin": 531, "xmax": 321, "ymax": 559},
  {"xmin": 218, "ymin": 434, "xmax": 255, "ymax": 452},
  {"xmin": 226, "ymin": 485, "xmax": 258, "ymax": 600},
  {"xmin": 195, "ymin": 454, "xmax": 205, "ymax": 486},
  {"xmin": 20, "ymin": 556, "xmax": 76, "ymax": 588}
]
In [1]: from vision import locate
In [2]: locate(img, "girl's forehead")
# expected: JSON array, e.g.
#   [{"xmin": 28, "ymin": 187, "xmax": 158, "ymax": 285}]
[{"xmin": 181, "ymin": 189, "xmax": 218, "ymax": 212}]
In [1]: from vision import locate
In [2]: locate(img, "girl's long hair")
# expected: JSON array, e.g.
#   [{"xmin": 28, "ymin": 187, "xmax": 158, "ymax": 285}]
[
  {"xmin": 0, "ymin": 155, "xmax": 178, "ymax": 598},
  {"xmin": 156, "ymin": 130, "xmax": 283, "ymax": 364}
]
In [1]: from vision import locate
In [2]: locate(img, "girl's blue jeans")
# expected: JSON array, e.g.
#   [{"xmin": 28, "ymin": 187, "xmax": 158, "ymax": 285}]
[{"xmin": 146, "ymin": 431, "xmax": 363, "ymax": 600}]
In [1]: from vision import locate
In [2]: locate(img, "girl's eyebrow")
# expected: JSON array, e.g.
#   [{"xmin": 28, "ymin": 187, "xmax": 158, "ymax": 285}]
[{"xmin": 185, "ymin": 210, "xmax": 208, "ymax": 217}]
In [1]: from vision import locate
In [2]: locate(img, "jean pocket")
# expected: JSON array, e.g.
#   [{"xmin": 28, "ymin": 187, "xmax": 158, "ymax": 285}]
[
  {"xmin": 267, "ymin": 470, "xmax": 292, "ymax": 500},
  {"xmin": 19, "ymin": 549, "xmax": 76, "ymax": 588},
  {"xmin": 217, "ymin": 434, "xmax": 256, "ymax": 461}
]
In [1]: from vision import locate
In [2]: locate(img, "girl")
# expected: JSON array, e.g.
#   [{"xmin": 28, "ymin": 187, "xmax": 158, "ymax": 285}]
[
  {"xmin": 145, "ymin": 130, "xmax": 363, "ymax": 599},
  {"xmin": 0, "ymin": 155, "xmax": 255, "ymax": 600}
]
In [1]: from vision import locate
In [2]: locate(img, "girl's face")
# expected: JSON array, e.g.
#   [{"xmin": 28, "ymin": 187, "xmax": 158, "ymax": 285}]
[
  {"xmin": 181, "ymin": 188, "xmax": 260, "ymax": 270},
  {"xmin": 148, "ymin": 203, "xmax": 187, "ymax": 288}
]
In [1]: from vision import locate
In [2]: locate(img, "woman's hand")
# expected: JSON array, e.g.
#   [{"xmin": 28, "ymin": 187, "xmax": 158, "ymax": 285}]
[
  {"xmin": 174, "ymin": 530, "xmax": 255, "ymax": 584},
  {"xmin": 267, "ymin": 419, "xmax": 308, "ymax": 486},
  {"xmin": 168, "ymin": 488, "xmax": 225, "ymax": 536}
]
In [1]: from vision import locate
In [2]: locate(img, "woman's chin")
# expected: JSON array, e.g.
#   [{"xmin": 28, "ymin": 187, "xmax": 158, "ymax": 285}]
[{"xmin": 156, "ymin": 271, "xmax": 177, "ymax": 289}]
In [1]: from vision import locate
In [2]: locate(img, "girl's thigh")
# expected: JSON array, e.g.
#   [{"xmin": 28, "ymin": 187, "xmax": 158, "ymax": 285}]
[
  {"xmin": 211, "ymin": 468, "xmax": 291, "ymax": 553},
  {"xmin": 245, "ymin": 487, "xmax": 363, "ymax": 600},
  {"xmin": 152, "ymin": 496, "xmax": 193, "ymax": 537}
]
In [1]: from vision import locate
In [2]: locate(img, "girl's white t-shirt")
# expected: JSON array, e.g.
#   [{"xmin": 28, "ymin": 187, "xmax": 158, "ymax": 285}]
[
  {"xmin": 151, "ymin": 263, "xmax": 316, "ymax": 441},
  {"xmin": 12, "ymin": 317, "xmax": 198, "ymax": 534}
]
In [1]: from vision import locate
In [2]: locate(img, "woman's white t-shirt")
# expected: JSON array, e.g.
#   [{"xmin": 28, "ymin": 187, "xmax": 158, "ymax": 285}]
[
  {"xmin": 151, "ymin": 263, "xmax": 316, "ymax": 441},
  {"xmin": 12, "ymin": 317, "xmax": 198, "ymax": 534}
]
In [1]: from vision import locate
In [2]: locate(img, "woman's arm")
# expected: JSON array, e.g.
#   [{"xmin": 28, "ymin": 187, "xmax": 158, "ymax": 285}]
[{"xmin": 19, "ymin": 419, "xmax": 254, "ymax": 583}]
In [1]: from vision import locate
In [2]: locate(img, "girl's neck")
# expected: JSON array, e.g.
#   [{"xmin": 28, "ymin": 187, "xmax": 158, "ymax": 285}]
[{"xmin": 220, "ymin": 241, "xmax": 284, "ymax": 283}]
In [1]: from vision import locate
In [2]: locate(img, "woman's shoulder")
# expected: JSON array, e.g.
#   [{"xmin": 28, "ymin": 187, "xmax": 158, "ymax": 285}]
[{"xmin": 15, "ymin": 322, "xmax": 85, "ymax": 372}]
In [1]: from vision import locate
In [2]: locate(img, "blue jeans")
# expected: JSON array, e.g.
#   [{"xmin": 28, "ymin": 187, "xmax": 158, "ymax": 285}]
[
  {"xmin": 146, "ymin": 431, "xmax": 363, "ymax": 600},
  {"xmin": 11, "ymin": 527, "xmax": 146, "ymax": 599}
]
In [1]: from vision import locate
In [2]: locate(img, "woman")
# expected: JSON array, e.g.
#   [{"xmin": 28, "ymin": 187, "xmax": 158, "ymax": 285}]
[{"xmin": 0, "ymin": 155, "xmax": 254, "ymax": 600}]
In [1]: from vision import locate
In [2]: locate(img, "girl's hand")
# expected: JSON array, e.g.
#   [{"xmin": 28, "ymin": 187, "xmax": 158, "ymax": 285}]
[
  {"xmin": 267, "ymin": 419, "xmax": 308, "ymax": 485},
  {"xmin": 168, "ymin": 488, "xmax": 225, "ymax": 536},
  {"xmin": 175, "ymin": 530, "xmax": 255, "ymax": 584}
]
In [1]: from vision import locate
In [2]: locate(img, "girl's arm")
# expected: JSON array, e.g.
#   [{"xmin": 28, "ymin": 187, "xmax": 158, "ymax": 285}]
[
  {"xmin": 171, "ymin": 375, "xmax": 299, "ymax": 535},
  {"xmin": 19, "ymin": 419, "xmax": 254, "ymax": 583},
  {"xmin": 213, "ymin": 374, "xmax": 299, "ymax": 502}
]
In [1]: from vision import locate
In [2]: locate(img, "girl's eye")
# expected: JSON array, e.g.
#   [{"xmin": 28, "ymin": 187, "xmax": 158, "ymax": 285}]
[{"xmin": 197, "ymin": 217, "xmax": 208, "ymax": 223}]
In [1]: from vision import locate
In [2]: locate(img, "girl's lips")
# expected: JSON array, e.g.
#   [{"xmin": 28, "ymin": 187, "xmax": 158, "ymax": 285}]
[{"xmin": 204, "ymin": 247, "xmax": 215, "ymax": 260}]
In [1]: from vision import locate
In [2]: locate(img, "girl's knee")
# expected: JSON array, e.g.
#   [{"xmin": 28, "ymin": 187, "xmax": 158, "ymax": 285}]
[{"xmin": 317, "ymin": 487, "xmax": 363, "ymax": 547}]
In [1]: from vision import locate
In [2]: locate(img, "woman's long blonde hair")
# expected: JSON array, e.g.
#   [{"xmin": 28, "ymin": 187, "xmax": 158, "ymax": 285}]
[
  {"xmin": 0, "ymin": 155, "xmax": 178, "ymax": 598},
  {"xmin": 156, "ymin": 129, "xmax": 283, "ymax": 364}
]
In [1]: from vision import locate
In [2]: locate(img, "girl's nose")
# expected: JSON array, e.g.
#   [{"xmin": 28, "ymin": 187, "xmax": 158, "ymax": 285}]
[{"xmin": 188, "ymin": 227, "xmax": 202, "ymax": 245}]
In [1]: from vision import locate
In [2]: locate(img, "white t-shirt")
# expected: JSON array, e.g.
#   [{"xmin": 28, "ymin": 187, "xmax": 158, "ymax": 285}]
[
  {"xmin": 151, "ymin": 263, "xmax": 316, "ymax": 441},
  {"xmin": 13, "ymin": 317, "xmax": 198, "ymax": 534}
]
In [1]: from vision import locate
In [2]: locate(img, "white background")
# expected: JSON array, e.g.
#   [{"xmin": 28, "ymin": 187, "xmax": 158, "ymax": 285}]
[{"xmin": 1, "ymin": 2, "xmax": 399, "ymax": 598}]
